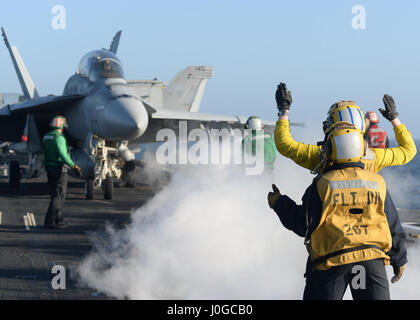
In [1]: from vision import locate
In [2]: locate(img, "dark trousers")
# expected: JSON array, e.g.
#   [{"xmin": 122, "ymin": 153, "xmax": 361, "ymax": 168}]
[
  {"xmin": 44, "ymin": 165, "xmax": 68, "ymax": 226},
  {"xmin": 303, "ymin": 258, "xmax": 390, "ymax": 300}
]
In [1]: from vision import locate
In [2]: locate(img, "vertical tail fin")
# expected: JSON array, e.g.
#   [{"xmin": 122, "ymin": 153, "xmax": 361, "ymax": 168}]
[
  {"xmin": 162, "ymin": 66, "xmax": 213, "ymax": 112},
  {"xmin": 1, "ymin": 28, "xmax": 39, "ymax": 100}
]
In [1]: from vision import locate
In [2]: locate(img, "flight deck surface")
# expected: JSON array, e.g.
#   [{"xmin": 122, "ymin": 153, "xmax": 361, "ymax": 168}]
[{"xmin": 0, "ymin": 175, "xmax": 159, "ymax": 299}]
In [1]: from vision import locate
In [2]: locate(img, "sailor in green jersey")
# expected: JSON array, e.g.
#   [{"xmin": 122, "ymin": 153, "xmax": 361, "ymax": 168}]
[
  {"xmin": 242, "ymin": 116, "xmax": 277, "ymax": 170},
  {"xmin": 42, "ymin": 115, "xmax": 81, "ymax": 229}
]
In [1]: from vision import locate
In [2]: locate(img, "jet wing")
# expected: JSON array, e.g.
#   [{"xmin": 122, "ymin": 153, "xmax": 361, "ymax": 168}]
[
  {"xmin": 0, "ymin": 94, "xmax": 84, "ymax": 142},
  {"xmin": 1, "ymin": 94, "xmax": 84, "ymax": 115},
  {"xmin": 148, "ymin": 108, "xmax": 303, "ymax": 127},
  {"xmin": 137, "ymin": 108, "xmax": 303, "ymax": 143},
  {"xmin": 151, "ymin": 109, "xmax": 246, "ymax": 124},
  {"xmin": 151, "ymin": 109, "xmax": 303, "ymax": 128}
]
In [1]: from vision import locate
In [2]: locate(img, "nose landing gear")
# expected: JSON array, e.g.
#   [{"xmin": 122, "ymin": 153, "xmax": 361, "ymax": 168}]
[{"xmin": 84, "ymin": 137, "xmax": 122, "ymax": 200}]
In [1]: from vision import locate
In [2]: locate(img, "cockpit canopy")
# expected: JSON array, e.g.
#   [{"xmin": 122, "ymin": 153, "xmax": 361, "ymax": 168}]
[{"xmin": 77, "ymin": 50, "xmax": 124, "ymax": 81}]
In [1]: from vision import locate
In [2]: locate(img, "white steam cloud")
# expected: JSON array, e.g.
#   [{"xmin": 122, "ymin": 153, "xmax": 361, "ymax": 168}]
[
  {"xmin": 77, "ymin": 145, "xmax": 313, "ymax": 299},
  {"xmin": 387, "ymin": 243, "xmax": 420, "ymax": 300}
]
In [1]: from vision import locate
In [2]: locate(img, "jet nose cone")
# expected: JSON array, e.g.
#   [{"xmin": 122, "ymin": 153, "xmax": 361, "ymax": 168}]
[{"xmin": 102, "ymin": 97, "xmax": 149, "ymax": 140}]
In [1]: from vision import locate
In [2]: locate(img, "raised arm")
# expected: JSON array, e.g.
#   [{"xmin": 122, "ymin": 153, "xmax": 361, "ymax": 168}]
[
  {"xmin": 373, "ymin": 95, "xmax": 417, "ymax": 171},
  {"xmin": 274, "ymin": 83, "xmax": 321, "ymax": 171}
]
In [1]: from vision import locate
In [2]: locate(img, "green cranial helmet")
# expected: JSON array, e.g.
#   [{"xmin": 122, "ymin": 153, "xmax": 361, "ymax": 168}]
[{"xmin": 245, "ymin": 116, "xmax": 264, "ymax": 130}]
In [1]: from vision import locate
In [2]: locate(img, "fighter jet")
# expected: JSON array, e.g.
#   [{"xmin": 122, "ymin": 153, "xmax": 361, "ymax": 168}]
[{"xmin": 0, "ymin": 29, "xmax": 291, "ymax": 199}]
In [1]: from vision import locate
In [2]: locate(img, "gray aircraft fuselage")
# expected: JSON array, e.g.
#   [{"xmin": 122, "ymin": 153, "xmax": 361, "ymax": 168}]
[{"xmin": 61, "ymin": 49, "xmax": 148, "ymax": 144}]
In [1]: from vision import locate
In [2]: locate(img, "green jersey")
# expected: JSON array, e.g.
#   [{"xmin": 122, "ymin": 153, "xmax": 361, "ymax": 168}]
[
  {"xmin": 242, "ymin": 131, "xmax": 277, "ymax": 165},
  {"xmin": 42, "ymin": 129, "xmax": 75, "ymax": 167}
]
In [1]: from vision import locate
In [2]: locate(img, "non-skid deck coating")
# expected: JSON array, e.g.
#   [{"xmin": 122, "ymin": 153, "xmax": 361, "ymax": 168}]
[{"xmin": 0, "ymin": 175, "xmax": 159, "ymax": 299}]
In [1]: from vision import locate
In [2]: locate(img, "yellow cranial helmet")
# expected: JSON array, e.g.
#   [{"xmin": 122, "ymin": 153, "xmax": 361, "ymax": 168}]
[
  {"xmin": 325, "ymin": 121, "xmax": 366, "ymax": 163},
  {"xmin": 323, "ymin": 101, "xmax": 366, "ymax": 134}
]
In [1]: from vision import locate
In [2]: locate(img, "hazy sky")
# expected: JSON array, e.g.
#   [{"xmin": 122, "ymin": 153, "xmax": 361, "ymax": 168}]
[{"xmin": 1, "ymin": 0, "xmax": 420, "ymax": 138}]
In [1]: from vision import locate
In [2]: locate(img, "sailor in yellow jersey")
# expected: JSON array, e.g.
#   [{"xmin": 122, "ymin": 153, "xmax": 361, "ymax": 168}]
[
  {"xmin": 273, "ymin": 83, "xmax": 417, "ymax": 173},
  {"xmin": 268, "ymin": 122, "xmax": 407, "ymax": 300}
]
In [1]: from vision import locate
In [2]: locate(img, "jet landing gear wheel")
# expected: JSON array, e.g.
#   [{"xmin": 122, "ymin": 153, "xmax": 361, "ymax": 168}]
[
  {"xmin": 85, "ymin": 179, "xmax": 94, "ymax": 200},
  {"xmin": 123, "ymin": 161, "xmax": 136, "ymax": 188},
  {"xmin": 104, "ymin": 175, "xmax": 113, "ymax": 200},
  {"xmin": 8, "ymin": 161, "xmax": 21, "ymax": 191}
]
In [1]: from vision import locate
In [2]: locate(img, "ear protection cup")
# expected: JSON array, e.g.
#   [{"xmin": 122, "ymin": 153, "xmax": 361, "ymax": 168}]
[{"xmin": 325, "ymin": 121, "xmax": 365, "ymax": 163}]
